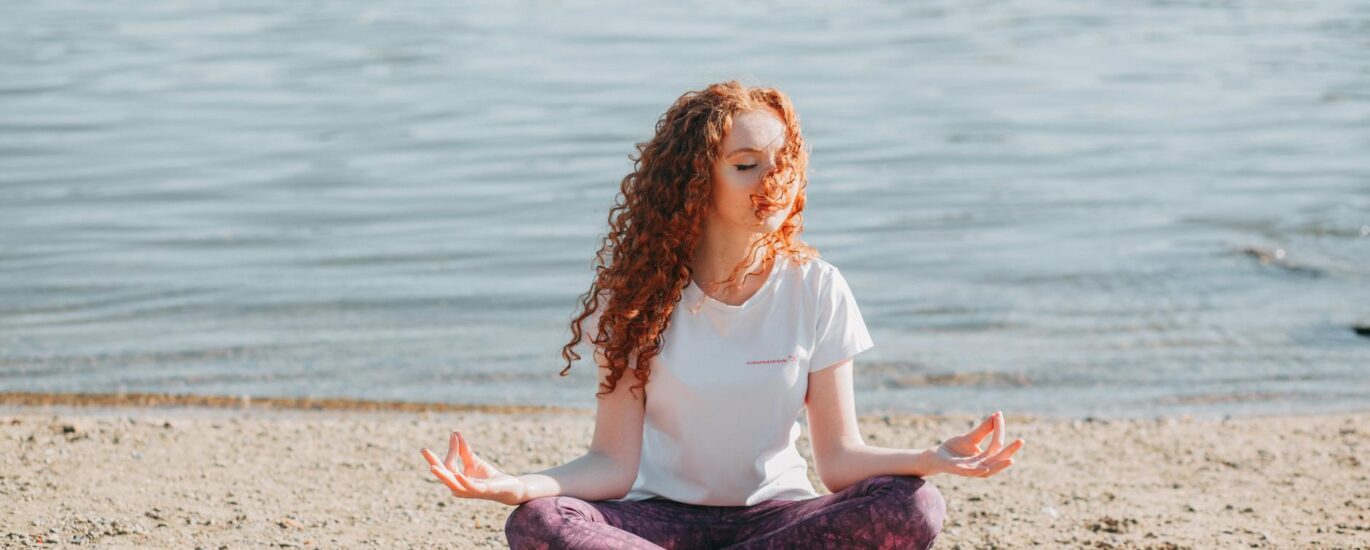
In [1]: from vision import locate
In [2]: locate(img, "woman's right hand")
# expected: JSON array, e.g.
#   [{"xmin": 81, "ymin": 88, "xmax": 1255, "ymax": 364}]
[{"xmin": 420, "ymin": 431, "xmax": 528, "ymax": 506}]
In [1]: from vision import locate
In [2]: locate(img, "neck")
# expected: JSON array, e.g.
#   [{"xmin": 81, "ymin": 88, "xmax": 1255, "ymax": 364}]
[{"xmin": 691, "ymin": 220, "xmax": 771, "ymax": 289}]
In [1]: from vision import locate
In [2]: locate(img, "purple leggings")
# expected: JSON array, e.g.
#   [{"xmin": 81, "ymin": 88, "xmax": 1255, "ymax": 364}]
[{"xmin": 503, "ymin": 475, "xmax": 944, "ymax": 549}]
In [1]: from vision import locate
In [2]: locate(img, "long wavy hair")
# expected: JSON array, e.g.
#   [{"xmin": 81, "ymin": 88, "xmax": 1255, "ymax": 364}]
[{"xmin": 559, "ymin": 80, "xmax": 821, "ymax": 400}]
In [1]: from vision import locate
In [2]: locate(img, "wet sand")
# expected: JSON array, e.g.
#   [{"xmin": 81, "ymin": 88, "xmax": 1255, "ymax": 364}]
[{"xmin": 2, "ymin": 392, "xmax": 1367, "ymax": 548}]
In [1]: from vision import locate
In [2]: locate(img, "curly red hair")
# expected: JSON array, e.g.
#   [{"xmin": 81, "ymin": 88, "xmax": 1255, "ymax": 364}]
[{"xmin": 559, "ymin": 80, "xmax": 822, "ymax": 400}]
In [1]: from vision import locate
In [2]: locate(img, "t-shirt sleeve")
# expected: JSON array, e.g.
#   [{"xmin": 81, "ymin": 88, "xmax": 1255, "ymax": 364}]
[{"xmin": 809, "ymin": 266, "xmax": 875, "ymax": 373}]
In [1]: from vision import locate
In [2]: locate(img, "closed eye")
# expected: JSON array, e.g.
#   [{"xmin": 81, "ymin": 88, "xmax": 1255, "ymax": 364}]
[{"xmin": 734, "ymin": 164, "xmax": 758, "ymax": 171}]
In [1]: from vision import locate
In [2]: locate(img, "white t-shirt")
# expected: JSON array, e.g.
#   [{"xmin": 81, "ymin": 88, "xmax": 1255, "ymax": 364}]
[{"xmin": 577, "ymin": 253, "xmax": 875, "ymax": 506}]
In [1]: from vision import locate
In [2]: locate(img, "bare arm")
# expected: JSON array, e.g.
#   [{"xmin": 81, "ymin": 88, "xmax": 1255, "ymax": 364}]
[
  {"xmin": 516, "ymin": 349, "xmax": 645, "ymax": 502},
  {"xmin": 805, "ymin": 359, "xmax": 1024, "ymax": 493},
  {"xmin": 805, "ymin": 359, "xmax": 933, "ymax": 492}
]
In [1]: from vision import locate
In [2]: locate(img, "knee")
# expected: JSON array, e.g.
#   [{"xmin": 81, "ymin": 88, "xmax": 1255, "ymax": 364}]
[
  {"xmin": 506, "ymin": 496, "xmax": 559, "ymax": 528},
  {"xmin": 872, "ymin": 476, "xmax": 946, "ymax": 546},
  {"xmin": 912, "ymin": 479, "xmax": 946, "ymax": 532},
  {"xmin": 503, "ymin": 497, "xmax": 566, "ymax": 549},
  {"xmin": 505, "ymin": 497, "xmax": 606, "ymax": 549}
]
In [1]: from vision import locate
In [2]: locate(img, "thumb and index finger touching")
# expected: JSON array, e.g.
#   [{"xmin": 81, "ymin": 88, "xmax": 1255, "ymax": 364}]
[
  {"xmin": 456, "ymin": 431, "xmax": 486, "ymax": 473},
  {"xmin": 967, "ymin": 411, "xmax": 1026, "ymax": 463},
  {"xmin": 436, "ymin": 430, "xmax": 485, "ymax": 474},
  {"xmin": 420, "ymin": 430, "xmax": 493, "ymax": 491},
  {"xmin": 420, "ymin": 447, "xmax": 483, "ymax": 492},
  {"xmin": 444, "ymin": 431, "xmax": 486, "ymax": 473}
]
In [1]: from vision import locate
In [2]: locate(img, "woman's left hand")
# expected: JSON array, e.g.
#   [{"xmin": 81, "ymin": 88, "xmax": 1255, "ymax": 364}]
[{"xmin": 925, "ymin": 411, "xmax": 1024, "ymax": 478}]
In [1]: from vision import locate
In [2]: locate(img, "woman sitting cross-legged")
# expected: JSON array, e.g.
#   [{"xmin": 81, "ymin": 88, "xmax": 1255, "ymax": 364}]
[{"xmin": 419, "ymin": 80, "xmax": 1025, "ymax": 550}]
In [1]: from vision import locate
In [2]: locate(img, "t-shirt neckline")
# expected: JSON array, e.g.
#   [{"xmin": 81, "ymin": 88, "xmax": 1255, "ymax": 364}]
[{"xmin": 686, "ymin": 254, "xmax": 787, "ymax": 314}]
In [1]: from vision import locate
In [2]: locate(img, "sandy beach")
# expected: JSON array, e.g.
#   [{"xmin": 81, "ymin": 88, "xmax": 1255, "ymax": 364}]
[{"xmin": 2, "ymin": 392, "xmax": 1367, "ymax": 549}]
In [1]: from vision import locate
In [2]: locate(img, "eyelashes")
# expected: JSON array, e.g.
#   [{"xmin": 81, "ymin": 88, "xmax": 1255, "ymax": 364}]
[{"xmin": 734, "ymin": 164, "xmax": 758, "ymax": 171}]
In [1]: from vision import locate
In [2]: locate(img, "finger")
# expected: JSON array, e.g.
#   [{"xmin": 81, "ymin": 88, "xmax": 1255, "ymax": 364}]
[
  {"xmin": 977, "ymin": 412, "xmax": 1004, "ymax": 458},
  {"xmin": 430, "ymin": 462, "xmax": 475, "ymax": 494},
  {"xmin": 424, "ymin": 444, "xmax": 479, "ymax": 488},
  {"xmin": 457, "ymin": 432, "xmax": 481, "ymax": 474},
  {"xmin": 982, "ymin": 438, "xmax": 1025, "ymax": 464},
  {"xmin": 421, "ymin": 448, "xmax": 443, "ymax": 469},
  {"xmin": 979, "ymin": 458, "xmax": 1014, "ymax": 478},
  {"xmin": 444, "ymin": 432, "xmax": 461, "ymax": 472},
  {"xmin": 948, "ymin": 461, "xmax": 990, "ymax": 477},
  {"xmin": 945, "ymin": 435, "xmax": 982, "ymax": 457},
  {"xmin": 430, "ymin": 457, "xmax": 486, "ymax": 493},
  {"xmin": 451, "ymin": 468, "xmax": 487, "ymax": 492},
  {"xmin": 966, "ymin": 413, "xmax": 996, "ymax": 444},
  {"xmin": 422, "ymin": 449, "xmax": 467, "ymax": 490},
  {"xmin": 992, "ymin": 412, "xmax": 1006, "ymax": 453}
]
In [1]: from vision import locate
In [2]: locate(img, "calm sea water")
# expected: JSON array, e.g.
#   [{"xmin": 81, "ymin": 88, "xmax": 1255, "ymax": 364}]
[{"xmin": 3, "ymin": 0, "xmax": 1368, "ymax": 418}]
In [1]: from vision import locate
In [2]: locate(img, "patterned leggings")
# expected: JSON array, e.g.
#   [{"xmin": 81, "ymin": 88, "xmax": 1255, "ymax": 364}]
[{"xmin": 503, "ymin": 475, "xmax": 945, "ymax": 549}]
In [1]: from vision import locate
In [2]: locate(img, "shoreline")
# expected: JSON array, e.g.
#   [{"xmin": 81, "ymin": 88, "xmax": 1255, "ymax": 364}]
[
  {"xmin": 5, "ymin": 393, "xmax": 1369, "ymax": 547},
  {"xmin": 0, "ymin": 391, "xmax": 589, "ymax": 416},
  {"xmin": 5, "ymin": 390, "xmax": 1367, "ymax": 423}
]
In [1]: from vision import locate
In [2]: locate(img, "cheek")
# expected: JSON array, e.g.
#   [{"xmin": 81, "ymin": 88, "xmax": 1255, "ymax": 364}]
[
  {"xmin": 712, "ymin": 182, "xmax": 744, "ymax": 216},
  {"xmin": 712, "ymin": 170, "xmax": 750, "ymax": 207}
]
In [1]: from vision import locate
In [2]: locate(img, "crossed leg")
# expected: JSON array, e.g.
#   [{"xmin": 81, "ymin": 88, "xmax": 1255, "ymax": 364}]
[
  {"xmin": 505, "ymin": 495, "xmax": 726, "ymax": 549},
  {"xmin": 723, "ymin": 475, "xmax": 945, "ymax": 550},
  {"xmin": 503, "ymin": 475, "xmax": 944, "ymax": 550}
]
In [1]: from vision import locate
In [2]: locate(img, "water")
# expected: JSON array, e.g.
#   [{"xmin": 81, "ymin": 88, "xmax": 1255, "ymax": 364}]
[{"xmin": 2, "ymin": 0, "xmax": 1368, "ymax": 418}]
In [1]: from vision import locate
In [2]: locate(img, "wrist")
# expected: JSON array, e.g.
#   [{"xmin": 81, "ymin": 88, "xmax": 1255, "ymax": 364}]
[
  {"xmin": 507, "ymin": 476, "xmax": 532, "ymax": 505},
  {"xmin": 514, "ymin": 480, "xmax": 531, "ymax": 505},
  {"xmin": 911, "ymin": 447, "xmax": 942, "ymax": 477}
]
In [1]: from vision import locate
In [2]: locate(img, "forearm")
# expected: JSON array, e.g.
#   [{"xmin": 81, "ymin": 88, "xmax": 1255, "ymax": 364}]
[
  {"xmin": 515, "ymin": 451, "xmax": 635, "ymax": 504},
  {"xmin": 818, "ymin": 443, "xmax": 937, "ymax": 493}
]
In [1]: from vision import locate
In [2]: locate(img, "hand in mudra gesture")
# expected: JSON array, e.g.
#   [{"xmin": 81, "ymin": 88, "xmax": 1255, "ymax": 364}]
[
  {"xmin": 420, "ymin": 431, "xmax": 527, "ymax": 506},
  {"xmin": 927, "ymin": 411, "xmax": 1024, "ymax": 478}
]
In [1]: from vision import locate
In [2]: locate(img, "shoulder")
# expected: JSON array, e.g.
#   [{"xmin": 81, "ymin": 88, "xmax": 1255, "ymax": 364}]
[
  {"xmin": 781, "ymin": 254, "xmax": 850, "ymax": 305},
  {"xmin": 786, "ymin": 254, "xmax": 842, "ymax": 287}
]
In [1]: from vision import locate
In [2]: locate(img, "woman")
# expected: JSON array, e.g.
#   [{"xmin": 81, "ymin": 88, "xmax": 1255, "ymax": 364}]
[{"xmin": 420, "ymin": 80, "xmax": 1025, "ymax": 549}]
